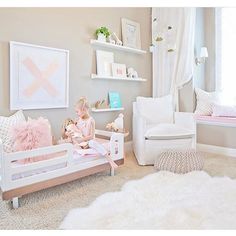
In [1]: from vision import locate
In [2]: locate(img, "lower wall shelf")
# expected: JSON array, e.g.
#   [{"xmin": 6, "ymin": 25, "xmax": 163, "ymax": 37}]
[
  {"xmin": 91, "ymin": 74, "xmax": 147, "ymax": 82},
  {"xmin": 91, "ymin": 107, "xmax": 124, "ymax": 112}
]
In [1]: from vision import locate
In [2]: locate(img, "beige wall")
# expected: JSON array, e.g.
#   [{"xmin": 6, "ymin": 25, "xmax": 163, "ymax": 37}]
[{"xmin": 0, "ymin": 8, "xmax": 152, "ymax": 140}]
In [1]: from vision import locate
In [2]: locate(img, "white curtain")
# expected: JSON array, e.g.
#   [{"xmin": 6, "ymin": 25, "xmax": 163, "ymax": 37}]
[{"xmin": 152, "ymin": 8, "xmax": 196, "ymax": 111}]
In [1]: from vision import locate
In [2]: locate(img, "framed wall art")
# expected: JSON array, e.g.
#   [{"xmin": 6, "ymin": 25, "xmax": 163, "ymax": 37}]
[
  {"xmin": 10, "ymin": 41, "xmax": 69, "ymax": 110},
  {"xmin": 96, "ymin": 50, "xmax": 114, "ymax": 76},
  {"xmin": 121, "ymin": 18, "xmax": 141, "ymax": 49},
  {"xmin": 111, "ymin": 63, "xmax": 127, "ymax": 78}
]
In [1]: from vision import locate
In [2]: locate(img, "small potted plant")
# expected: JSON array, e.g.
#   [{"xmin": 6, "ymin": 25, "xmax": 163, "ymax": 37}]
[{"xmin": 95, "ymin": 27, "xmax": 110, "ymax": 42}]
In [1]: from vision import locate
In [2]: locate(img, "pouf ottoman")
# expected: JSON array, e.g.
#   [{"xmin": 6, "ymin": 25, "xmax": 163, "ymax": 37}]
[{"xmin": 154, "ymin": 148, "xmax": 204, "ymax": 174}]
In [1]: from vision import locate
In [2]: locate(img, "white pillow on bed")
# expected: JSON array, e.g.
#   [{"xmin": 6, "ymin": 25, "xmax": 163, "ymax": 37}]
[
  {"xmin": 194, "ymin": 88, "xmax": 219, "ymax": 115},
  {"xmin": 212, "ymin": 103, "xmax": 236, "ymax": 117},
  {"xmin": 0, "ymin": 110, "xmax": 26, "ymax": 153}
]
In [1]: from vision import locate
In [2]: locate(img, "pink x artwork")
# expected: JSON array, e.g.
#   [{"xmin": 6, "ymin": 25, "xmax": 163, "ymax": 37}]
[{"xmin": 22, "ymin": 57, "xmax": 60, "ymax": 98}]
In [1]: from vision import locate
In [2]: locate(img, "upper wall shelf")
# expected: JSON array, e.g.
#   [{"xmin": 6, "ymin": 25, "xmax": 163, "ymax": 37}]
[{"xmin": 90, "ymin": 39, "xmax": 147, "ymax": 55}]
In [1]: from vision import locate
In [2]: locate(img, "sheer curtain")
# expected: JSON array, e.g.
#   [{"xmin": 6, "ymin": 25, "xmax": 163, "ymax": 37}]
[
  {"xmin": 215, "ymin": 8, "xmax": 236, "ymax": 105},
  {"xmin": 152, "ymin": 8, "xmax": 196, "ymax": 110}
]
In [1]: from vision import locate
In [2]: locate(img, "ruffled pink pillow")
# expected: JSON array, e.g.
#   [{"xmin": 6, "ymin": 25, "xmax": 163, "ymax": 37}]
[{"xmin": 11, "ymin": 117, "xmax": 52, "ymax": 164}]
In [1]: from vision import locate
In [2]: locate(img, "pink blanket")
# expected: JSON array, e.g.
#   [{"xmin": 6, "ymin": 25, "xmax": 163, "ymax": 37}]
[{"xmin": 195, "ymin": 115, "xmax": 236, "ymax": 124}]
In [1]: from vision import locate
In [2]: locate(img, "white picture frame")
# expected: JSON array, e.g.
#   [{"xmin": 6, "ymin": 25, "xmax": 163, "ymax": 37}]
[
  {"xmin": 96, "ymin": 50, "xmax": 114, "ymax": 76},
  {"xmin": 10, "ymin": 41, "xmax": 69, "ymax": 110},
  {"xmin": 121, "ymin": 18, "xmax": 141, "ymax": 49},
  {"xmin": 111, "ymin": 63, "xmax": 127, "ymax": 78}
]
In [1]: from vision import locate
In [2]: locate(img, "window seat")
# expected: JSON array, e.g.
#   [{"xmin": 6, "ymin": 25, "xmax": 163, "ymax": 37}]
[{"xmin": 195, "ymin": 115, "xmax": 236, "ymax": 127}]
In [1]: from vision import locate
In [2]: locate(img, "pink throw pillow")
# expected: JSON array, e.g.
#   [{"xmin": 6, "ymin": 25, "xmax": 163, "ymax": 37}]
[{"xmin": 11, "ymin": 117, "xmax": 53, "ymax": 164}]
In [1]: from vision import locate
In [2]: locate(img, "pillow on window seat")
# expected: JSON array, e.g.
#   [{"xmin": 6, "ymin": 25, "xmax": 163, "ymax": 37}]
[
  {"xmin": 11, "ymin": 117, "xmax": 53, "ymax": 164},
  {"xmin": 212, "ymin": 103, "xmax": 236, "ymax": 117},
  {"xmin": 194, "ymin": 88, "xmax": 219, "ymax": 115},
  {"xmin": 0, "ymin": 110, "xmax": 26, "ymax": 153}
]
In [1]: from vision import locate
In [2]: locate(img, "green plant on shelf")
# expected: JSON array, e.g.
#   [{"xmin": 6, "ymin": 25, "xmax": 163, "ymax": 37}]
[{"xmin": 95, "ymin": 27, "xmax": 110, "ymax": 38}]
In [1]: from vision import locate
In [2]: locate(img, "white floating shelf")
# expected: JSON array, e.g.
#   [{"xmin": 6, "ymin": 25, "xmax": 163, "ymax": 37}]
[
  {"xmin": 91, "ymin": 74, "xmax": 147, "ymax": 82},
  {"xmin": 91, "ymin": 107, "xmax": 124, "ymax": 113},
  {"xmin": 90, "ymin": 39, "xmax": 146, "ymax": 54}
]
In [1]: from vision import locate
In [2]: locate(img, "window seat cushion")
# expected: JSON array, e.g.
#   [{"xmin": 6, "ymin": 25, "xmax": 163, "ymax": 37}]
[{"xmin": 195, "ymin": 115, "xmax": 236, "ymax": 127}]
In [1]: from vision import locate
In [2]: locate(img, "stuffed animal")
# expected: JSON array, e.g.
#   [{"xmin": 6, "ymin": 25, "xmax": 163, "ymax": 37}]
[
  {"xmin": 106, "ymin": 113, "xmax": 124, "ymax": 132},
  {"xmin": 60, "ymin": 118, "xmax": 89, "ymax": 149},
  {"xmin": 60, "ymin": 118, "xmax": 82, "ymax": 143},
  {"xmin": 127, "ymin": 67, "xmax": 138, "ymax": 78},
  {"xmin": 106, "ymin": 122, "xmax": 119, "ymax": 132}
]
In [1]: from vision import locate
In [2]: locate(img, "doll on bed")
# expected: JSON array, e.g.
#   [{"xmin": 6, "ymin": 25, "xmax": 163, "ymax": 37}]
[
  {"xmin": 60, "ymin": 118, "xmax": 88, "ymax": 149},
  {"xmin": 66, "ymin": 97, "xmax": 118, "ymax": 169}
]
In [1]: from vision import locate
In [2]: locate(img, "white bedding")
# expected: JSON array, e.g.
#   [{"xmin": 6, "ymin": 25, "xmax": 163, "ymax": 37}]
[{"xmin": 11, "ymin": 148, "xmax": 107, "ymax": 180}]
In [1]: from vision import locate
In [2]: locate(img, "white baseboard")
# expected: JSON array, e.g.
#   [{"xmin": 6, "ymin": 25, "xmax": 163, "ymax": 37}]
[
  {"xmin": 197, "ymin": 143, "xmax": 236, "ymax": 157},
  {"xmin": 125, "ymin": 141, "xmax": 133, "ymax": 153}
]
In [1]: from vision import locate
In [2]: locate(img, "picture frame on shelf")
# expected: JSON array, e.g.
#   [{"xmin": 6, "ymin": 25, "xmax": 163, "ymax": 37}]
[
  {"xmin": 111, "ymin": 63, "xmax": 127, "ymax": 78},
  {"xmin": 121, "ymin": 18, "xmax": 141, "ymax": 49},
  {"xmin": 10, "ymin": 41, "xmax": 69, "ymax": 110},
  {"xmin": 109, "ymin": 92, "xmax": 122, "ymax": 109},
  {"xmin": 96, "ymin": 50, "xmax": 114, "ymax": 76}
]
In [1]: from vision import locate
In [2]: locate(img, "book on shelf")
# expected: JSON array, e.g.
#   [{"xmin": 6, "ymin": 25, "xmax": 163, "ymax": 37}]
[{"xmin": 108, "ymin": 92, "xmax": 122, "ymax": 109}]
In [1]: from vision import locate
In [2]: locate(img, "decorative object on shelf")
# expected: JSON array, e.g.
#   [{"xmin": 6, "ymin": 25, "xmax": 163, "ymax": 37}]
[
  {"xmin": 10, "ymin": 41, "xmax": 69, "ymax": 110},
  {"xmin": 111, "ymin": 32, "xmax": 123, "ymax": 45},
  {"xmin": 114, "ymin": 113, "xmax": 124, "ymax": 130},
  {"xmin": 106, "ymin": 113, "xmax": 129, "ymax": 135},
  {"xmin": 94, "ymin": 99, "xmax": 109, "ymax": 109},
  {"xmin": 127, "ymin": 67, "xmax": 138, "ymax": 78},
  {"xmin": 95, "ymin": 26, "xmax": 110, "ymax": 42},
  {"xmin": 111, "ymin": 63, "xmax": 127, "ymax": 78},
  {"xmin": 107, "ymin": 35, "xmax": 115, "ymax": 44},
  {"xmin": 109, "ymin": 92, "xmax": 122, "ymax": 108},
  {"xmin": 195, "ymin": 47, "xmax": 208, "ymax": 65},
  {"xmin": 106, "ymin": 122, "xmax": 119, "ymax": 132},
  {"xmin": 106, "ymin": 113, "xmax": 123, "ymax": 132},
  {"xmin": 121, "ymin": 18, "xmax": 141, "ymax": 49},
  {"xmin": 96, "ymin": 50, "xmax": 114, "ymax": 76}
]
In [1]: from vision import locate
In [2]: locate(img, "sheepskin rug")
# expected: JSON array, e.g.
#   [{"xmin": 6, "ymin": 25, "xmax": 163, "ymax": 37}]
[{"xmin": 60, "ymin": 171, "xmax": 236, "ymax": 229}]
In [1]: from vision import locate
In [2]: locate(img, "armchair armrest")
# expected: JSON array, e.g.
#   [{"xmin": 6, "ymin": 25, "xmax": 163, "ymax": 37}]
[
  {"xmin": 133, "ymin": 102, "xmax": 148, "ymax": 140},
  {"xmin": 174, "ymin": 112, "xmax": 196, "ymax": 134}
]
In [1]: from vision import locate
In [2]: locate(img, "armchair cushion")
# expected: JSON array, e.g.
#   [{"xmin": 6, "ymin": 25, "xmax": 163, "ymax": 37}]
[
  {"xmin": 145, "ymin": 123, "xmax": 195, "ymax": 140},
  {"xmin": 136, "ymin": 95, "xmax": 174, "ymax": 124}
]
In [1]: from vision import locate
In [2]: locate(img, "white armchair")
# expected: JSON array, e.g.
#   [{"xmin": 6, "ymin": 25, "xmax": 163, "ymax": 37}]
[{"xmin": 133, "ymin": 95, "xmax": 196, "ymax": 165}]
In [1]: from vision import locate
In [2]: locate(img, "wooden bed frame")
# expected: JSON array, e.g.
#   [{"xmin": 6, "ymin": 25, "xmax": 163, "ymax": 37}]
[{"xmin": 0, "ymin": 130, "xmax": 124, "ymax": 209}]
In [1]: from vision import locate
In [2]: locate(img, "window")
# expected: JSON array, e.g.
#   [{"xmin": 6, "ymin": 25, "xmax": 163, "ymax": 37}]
[{"xmin": 216, "ymin": 8, "xmax": 236, "ymax": 105}]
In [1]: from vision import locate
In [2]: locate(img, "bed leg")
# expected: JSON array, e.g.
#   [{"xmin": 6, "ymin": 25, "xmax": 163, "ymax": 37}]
[
  {"xmin": 110, "ymin": 167, "xmax": 115, "ymax": 176},
  {"xmin": 11, "ymin": 197, "xmax": 19, "ymax": 209}
]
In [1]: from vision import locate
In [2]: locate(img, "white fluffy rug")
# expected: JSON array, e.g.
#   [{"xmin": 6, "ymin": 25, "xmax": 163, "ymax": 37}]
[{"xmin": 60, "ymin": 171, "xmax": 236, "ymax": 229}]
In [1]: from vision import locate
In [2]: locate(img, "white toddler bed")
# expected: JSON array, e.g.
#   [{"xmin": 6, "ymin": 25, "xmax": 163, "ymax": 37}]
[{"xmin": 0, "ymin": 130, "xmax": 124, "ymax": 209}]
